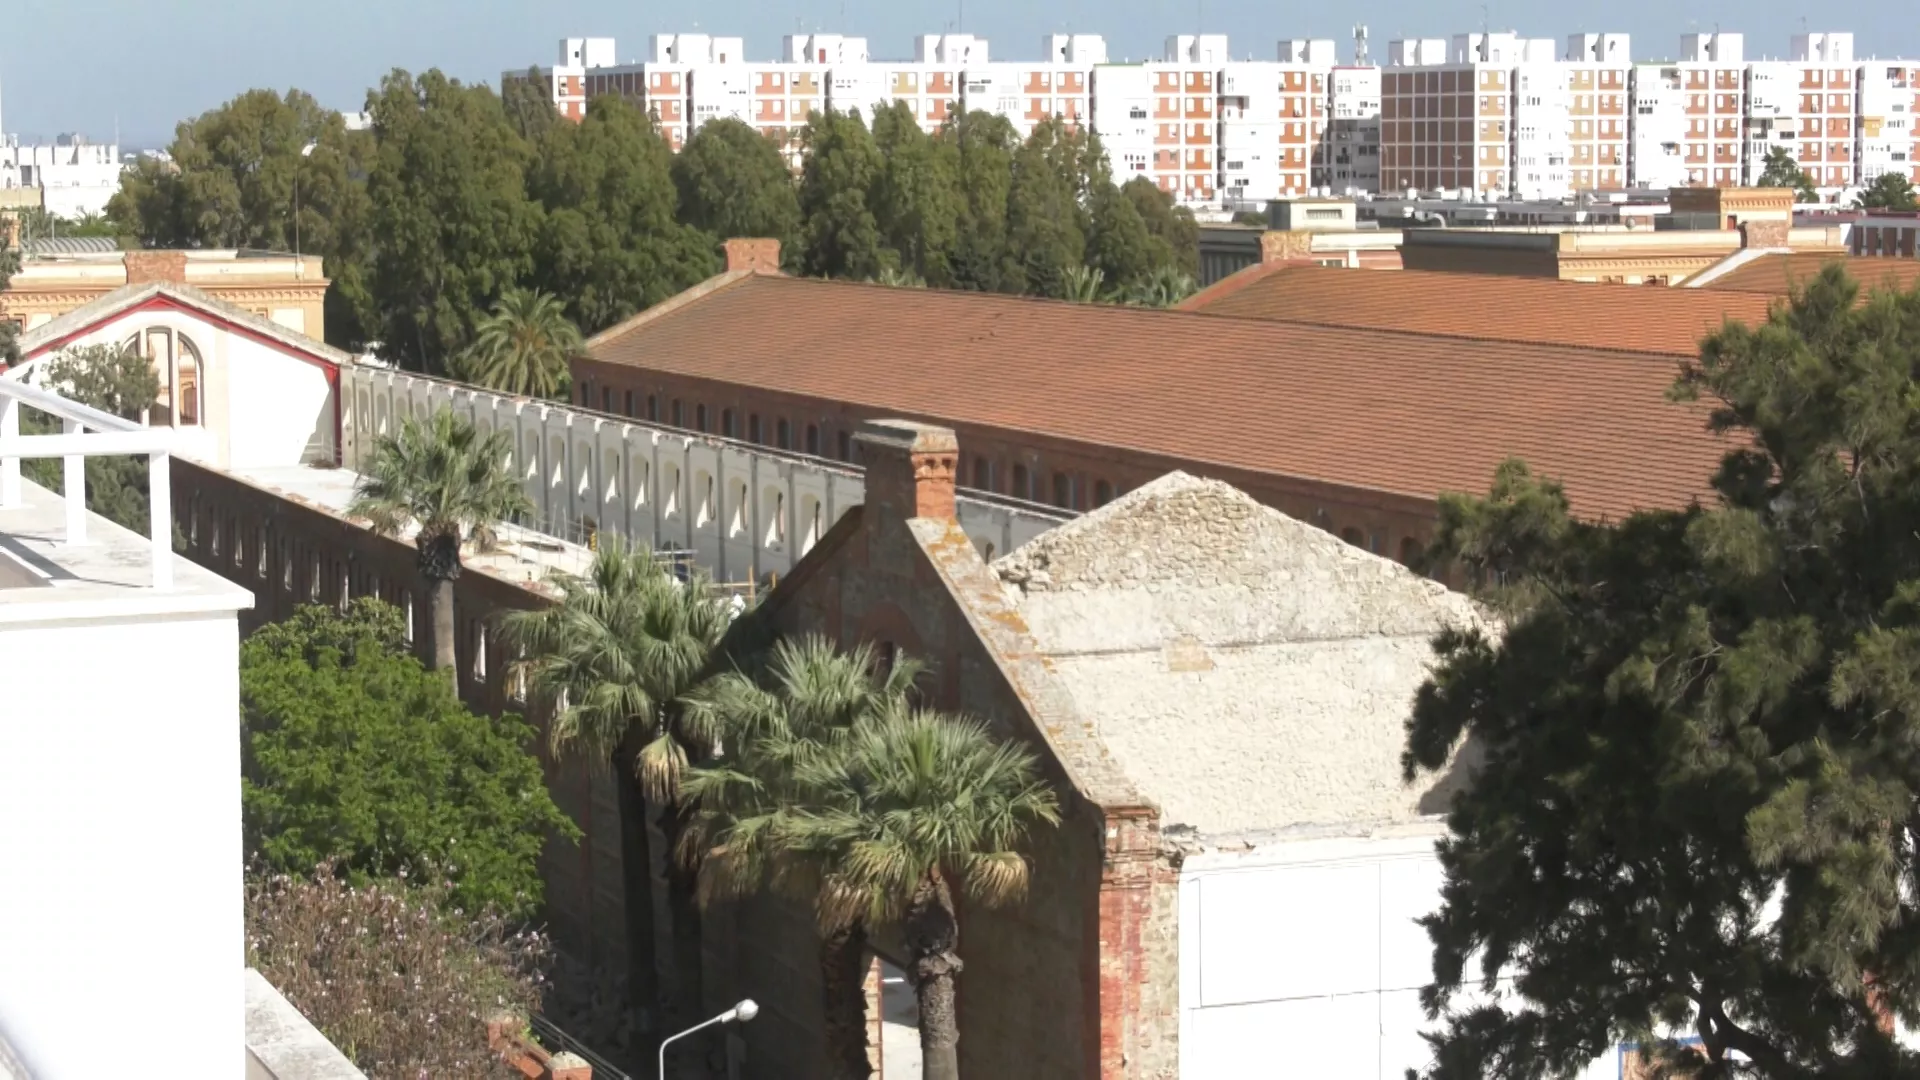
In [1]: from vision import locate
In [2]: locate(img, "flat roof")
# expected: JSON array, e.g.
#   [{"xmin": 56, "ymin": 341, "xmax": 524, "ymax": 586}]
[{"xmin": 0, "ymin": 479, "xmax": 252, "ymax": 624}]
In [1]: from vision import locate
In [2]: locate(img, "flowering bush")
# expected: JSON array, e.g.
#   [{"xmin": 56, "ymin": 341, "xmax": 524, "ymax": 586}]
[{"xmin": 246, "ymin": 864, "xmax": 550, "ymax": 1078}]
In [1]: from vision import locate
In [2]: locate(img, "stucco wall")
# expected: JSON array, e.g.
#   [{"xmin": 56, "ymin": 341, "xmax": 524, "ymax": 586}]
[{"xmin": 0, "ymin": 607, "xmax": 246, "ymax": 1076}]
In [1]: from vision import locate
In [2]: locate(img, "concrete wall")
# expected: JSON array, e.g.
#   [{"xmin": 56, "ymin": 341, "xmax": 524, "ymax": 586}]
[
  {"xmin": 343, "ymin": 366, "xmax": 1066, "ymax": 583},
  {"xmin": 0, "ymin": 590, "xmax": 247, "ymax": 1076}
]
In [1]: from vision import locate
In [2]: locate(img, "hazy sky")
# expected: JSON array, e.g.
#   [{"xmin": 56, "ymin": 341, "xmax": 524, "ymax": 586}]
[{"xmin": 4, "ymin": 0, "xmax": 1914, "ymax": 146}]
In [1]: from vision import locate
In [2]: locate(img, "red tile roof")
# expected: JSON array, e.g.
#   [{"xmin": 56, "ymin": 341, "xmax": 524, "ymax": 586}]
[
  {"xmin": 1180, "ymin": 263, "xmax": 1776, "ymax": 356},
  {"xmin": 585, "ymin": 274, "xmax": 1735, "ymax": 521},
  {"xmin": 1697, "ymin": 253, "xmax": 1920, "ymax": 295}
]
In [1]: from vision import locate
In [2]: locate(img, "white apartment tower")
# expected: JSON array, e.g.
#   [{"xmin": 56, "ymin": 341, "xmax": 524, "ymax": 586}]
[
  {"xmin": 1629, "ymin": 32, "xmax": 1746, "ymax": 189},
  {"xmin": 962, "ymin": 35, "xmax": 1106, "ymax": 141},
  {"xmin": 1218, "ymin": 39, "xmax": 1333, "ymax": 204},
  {"xmin": 1562, "ymin": 33, "xmax": 1632, "ymax": 191},
  {"xmin": 1510, "ymin": 37, "xmax": 1574, "ymax": 199},
  {"xmin": 1742, "ymin": 32, "xmax": 1856, "ymax": 188},
  {"xmin": 1321, "ymin": 66, "xmax": 1382, "ymax": 194},
  {"xmin": 1859, "ymin": 61, "xmax": 1920, "ymax": 184}
]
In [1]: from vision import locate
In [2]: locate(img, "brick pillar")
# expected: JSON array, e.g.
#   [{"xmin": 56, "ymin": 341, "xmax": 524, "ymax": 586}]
[
  {"xmin": 1094, "ymin": 808, "xmax": 1170, "ymax": 1080},
  {"xmin": 123, "ymin": 250, "xmax": 188, "ymax": 285},
  {"xmin": 854, "ymin": 420, "xmax": 958, "ymax": 522},
  {"xmin": 1258, "ymin": 230, "xmax": 1315, "ymax": 264},
  {"xmin": 723, "ymin": 237, "xmax": 782, "ymax": 273},
  {"xmin": 1738, "ymin": 220, "xmax": 1790, "ymax": 250}
]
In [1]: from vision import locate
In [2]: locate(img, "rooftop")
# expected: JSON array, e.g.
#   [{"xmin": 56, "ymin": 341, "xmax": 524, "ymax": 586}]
[
  {"xmin": 1692, "ymin": 252, "xmax": 1920, "ymax": 295},
  {"xmin": 585, "ymin": 271, "xmax": 1734, "ymax": 520},
  {"xmin": 1180, "ymin": 263, "xmax": 1776, "ymax": 356},
  {"xmin": 990, "ymin": 472, "xmax": 1486, "ymax": 843}
]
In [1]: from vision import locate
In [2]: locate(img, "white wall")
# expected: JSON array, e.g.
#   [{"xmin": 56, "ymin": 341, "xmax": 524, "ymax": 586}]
[
  {"xmin": 341, "ymin": 368, "xmax": 1067, "ymax": 585},
  {"xmin": 1179, "ymin": 833, "xmax": 1625, "ymax": 1080},
  {"xmin": 0, "ymin": 608, "xmax": 245, "ymax": 1077}
]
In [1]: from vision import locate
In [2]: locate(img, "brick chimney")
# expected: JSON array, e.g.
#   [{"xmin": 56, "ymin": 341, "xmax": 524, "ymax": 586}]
[
  {"xmin": 1739, "ymin": 220, "xmax": 1790, "ymax": 250},
  {"xmin": 1259, "ymin": 230, "xmax": 1315, "ymax": 264},
  {"xmin": 123, "ymin": 250, "xmax": 188, "ymax": 286},
  {"xmin": 723, "ymin": 237, "xmax": 782, "ymax": 274},
  {"xmin": 855, "ymin": 419, "xmax": 958, "ymax": 522}
]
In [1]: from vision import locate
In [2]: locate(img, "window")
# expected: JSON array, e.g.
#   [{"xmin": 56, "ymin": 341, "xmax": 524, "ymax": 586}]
[
  {"xmin": 838, "ymin": 430, "xmax": 852, "ymax": 461},
  {"xmin": 747, "ymin": 414, "xmax": 762, "ymax": 443},
  {"xmin": 1012, "ymin": 463, "xmax": 1031, "ymax": 500},
  {"xmin": 648, "ymin": 395, "xmax": 659, "ymax": 422},
  {"xmin": 805, "ymin": 424, "xmax": 821, "ymax": 456},
  {"xmin": 123, "ymin": 327, "xmax": 204, "ymax": 428},
  {"xmin": 471, "ymin": 624, "xmax": 488, "ymax": 684},
  {"xmin": 722, "ymin": 408, "xmax": 737, "ymax": 438},
  {"xmin": 1052, "ymin": 472, "xmax": 1074, "ymax": 510},
  {"xmin": 623, "ymin": 390, "xmax": 635, "ymax": 417},
  {"xmin": 671, "ymin": 399, "xmax": 683, "ymax": 426},
  {"xmin": 973, "ymin": 457, "xmax": 992, "ymax": 490},
  {"xmin": 776, "ymin": 418, "xmax": 791, "ymax": 450},
  {"xmin": 601, "ymin": 386, "xmax": 613, "ymax": 412},
  {"xmin": 579, "ymin": 381, "xmax": 593, "ymax": 407},
  {"xmin": 695, "ymin": 404, "xmax": 708, "ymax": 432},
  {"xmin": 256, "ymin": 527, "xmax": 269, "ymax": 581},
  {"xmin": 1340, "ymin": 526, "xmax": 1364, "ymax": 547},
  {"xmin": 1093, "ymin": 480, "xmax": 1114, "ymax": 507}
]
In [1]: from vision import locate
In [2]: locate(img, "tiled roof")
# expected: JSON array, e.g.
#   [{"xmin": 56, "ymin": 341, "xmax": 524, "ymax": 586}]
[
  {"xmin": 586, "ymin": 273, "xmax": 1735, "ymax": 521},
  {"xmin": 1696, "ymin": 253, "xmax": 1920, "ymax": 295},
  {"xmin": 1180, "ymin": 263, "xmax": 1776, "ymax": 356}
]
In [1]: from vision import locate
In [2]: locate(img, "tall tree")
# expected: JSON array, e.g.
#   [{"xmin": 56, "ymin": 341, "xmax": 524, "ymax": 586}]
[
  {"xmin": 783, "ymin": 703, "xmax": 1059, "ymax": 1080},
  {"xmin": 527, "ymin": 95, "xmax": 718, "ymax": 336},
  {"xmin": 451, "ymin": 288, "xmax": 581, "ymax": 399},
  {"xmin": 502, "ymin": 66, "xmax": 560, "ymax": 144},
  {"xmin": 346, "ymin": 410, "xmax": 532, "ymax": 672},
  {"xmin": 363, "ymin": 69, "xmax": 540, "ymax": 374},
  {"xmin": 796, "ymin": 109, "xmax": 889, "ymax": 280},
  {"xmin": 1404, "ymin": 267, "xmax": 1920, "ymax": 1077},
  {"xmin": 869, "ymin": 102, "xmax": 961, "ymax": 287},
  {"xmin": 499, "ymin": 539, "xmax": 733, "ymax": 1040},
  {"xmin": 242, "ymin": 599, "xmax": 577, "ymax": 919},
  {"xmin": 104, "ymin": 88, "xmax": 375, "ymax": 349},
  {"xmin": 1085, "ymin": 180, "xmax": 1158, "ymax": 295},
  {"xmin": 1005, "ymin": 119, "xmax": 1094, "ymax": 298},
  {"xmin": 1122, "ymin": 177, "xmax": 1200, "ymax": 279},
  {"xmin": 940, "ymin": 111, "xmax": 1018, "ymax": 293},
  {"xmin": 671, "ymin": 117, "xmax": 801, "ymax": 255},
  {"xmin": 680, "ymin": 636, "xmax": 925, "ymax": 1080},
  {"xmin": 1858, "ymin": 172, "xmax": 1919, "ymax": 212},
  {"xmin": 1757, "ymin": 145, "xmax": 1820, "ymax": 202}
]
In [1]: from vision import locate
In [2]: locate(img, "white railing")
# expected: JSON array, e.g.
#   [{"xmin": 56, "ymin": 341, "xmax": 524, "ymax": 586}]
[{"xmin": 0, "ymin": 378, "xmax": 177, "ymax": 589}]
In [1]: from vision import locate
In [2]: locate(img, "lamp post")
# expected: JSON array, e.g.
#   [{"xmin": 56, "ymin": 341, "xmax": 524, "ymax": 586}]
[{"xmin": 658, "ymin": 999, "xmax": 759, "ymax": 1080}]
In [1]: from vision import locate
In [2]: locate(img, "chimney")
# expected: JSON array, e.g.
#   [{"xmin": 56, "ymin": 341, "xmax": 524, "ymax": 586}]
[
  {"xmin": 123, "ymin": 249, "xmax": 188, "ymax": 286},
  {"xmin": 1739, "ymin": 219, "xmax": 1790, "ymax": 250},
  {"xmin": 723, "ymin": 237, "xmax": 782, "ymax": 274},
  {"xmin": 1259, "ymin": 230, "xmax": 1314, "ymax": 264},
  {"xmin": 855, "ymin": 419, "xmax": 958, "ymax": 522}
]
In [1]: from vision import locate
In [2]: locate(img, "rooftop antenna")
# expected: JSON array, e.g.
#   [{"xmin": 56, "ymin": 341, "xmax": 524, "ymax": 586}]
[{"xmin": 1354, "ymin": 24, "xmax": 1370, "ymax": 66}]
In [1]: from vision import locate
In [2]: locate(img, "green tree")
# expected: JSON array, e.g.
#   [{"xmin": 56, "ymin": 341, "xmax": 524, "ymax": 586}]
[
  {"xmin": 940, "ymin": 111, "xmax": 1019, "ymax": 293},
  {"xmin": 20, "ymin": 344, "xmax": 163, "ymax": 534},
  {"xmin": 501, "ymin": 66, "xmax": 560, "ymax": 145},
  {"xmin": 1086, "ymin": 181, "xmax": 1159, "ymax": 295},
  {"xmin": 671, "ymin": 117, "xmax": 801, "ymax": 255},
  {"xmin": 1004, "ymin": 119, "xmax": 1098, "ymax": 298},
  {"xmin": 1858, "ymin": 172, "xmax": 1919, "ymax": 211},
  {"xmin": 796, "ymin": 109, "xmax": 889, "ymax": 280},
  {"xmin": 363, "ymin": 69, "xmax": 540, "ymax": 373},
  {"xmin": 105, "ymin": 88, "xmax": 375, "ymax": 348},
  {"xmin": 242, "ymin": 600, "xmax": 577, "ymax": 919},
  {"xmin": 347, "ymin": 410, "xmax": 532, "ymax": 672},
  {"xmin": 1757, "ymin": 145, "xmax": 1820, "ymax": 202},
  {"xmin": 781, "ymin": 702, "xmax": 1059, "ymax": 1080},
  {"xmin": 452, "ymin": 287, "xmax": 581, "ymax": 399},
  {"xmin": 1404, "ymin": 266, "xmax": 1920, "ymax": 1077},
  {"xmin": 870, "ymin": 102, "xmax": 961, "ymax": 286},
  {"xmin": 680, "ymin": 636, "xmax": 924, "ymax": 1080},
  {"xmin": 527, "ymin": 95, "xmax": 718, "ymax": 335},
  {"xmin": 499, "ymin": 539, "xmax": 733, "ymax": 1036},
  {"xmin": 1122, "ymin": 177, "xmax": 1199, "ymax": 278}
]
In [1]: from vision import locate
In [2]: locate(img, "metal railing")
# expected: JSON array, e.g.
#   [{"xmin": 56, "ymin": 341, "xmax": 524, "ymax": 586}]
[
  {"xmin": 530, "ymin": 1014, "xmax": 634, "ymax": 1080},
  {"xmin": 0, "ymin": 376, "xmax": 180, "ymax": 588}
]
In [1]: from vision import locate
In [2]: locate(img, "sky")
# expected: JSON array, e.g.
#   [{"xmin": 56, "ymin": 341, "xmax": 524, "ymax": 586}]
[{"xmin": 3, "ymin": 0, "xmax": 1915, "ymax": 148}]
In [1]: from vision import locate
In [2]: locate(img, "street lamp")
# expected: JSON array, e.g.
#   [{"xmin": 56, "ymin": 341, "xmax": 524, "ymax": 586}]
[{"xmin": 658, "ymin": 999, "xmax": 759, "ymax": 1080}]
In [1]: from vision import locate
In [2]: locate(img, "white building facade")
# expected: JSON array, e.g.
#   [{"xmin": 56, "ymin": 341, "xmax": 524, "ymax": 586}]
[{"xmin": 0, "ymin": 136, "xmax": 122, "ymax": 219}]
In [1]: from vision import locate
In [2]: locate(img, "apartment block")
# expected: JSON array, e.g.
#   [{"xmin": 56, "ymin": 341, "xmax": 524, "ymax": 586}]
[
  {"xmin": 1630, "ymin": 33, "xmax": 1747, "ymax": 189},
  {"xmin": 960, "ymin": 34, "xmax": 1105, "ymax": 140},
  {"xmin": 1319, "ymin": 66, "xmax": 1382, "ymax": 194},
  {"xmin": 1562, "ymin": 33, "xmax": 1632, "ymax": 191},
  {"xmin": 1217, "ymin": 40, "xmax": 1333, "ymax": 203},
  {"xmin": 1094, "ymin": 35, "xmax": 1230, "ymax": 203},
  {"xmin": 1859, "ymin": 62, "xmax": 1920, "ymax": 183},
  {"xmin": 1380, "ymin": 35, "xmax": 1514, "ymax": 197}
]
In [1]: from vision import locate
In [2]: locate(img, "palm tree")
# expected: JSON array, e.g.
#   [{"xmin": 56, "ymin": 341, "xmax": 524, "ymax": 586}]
[
  {"xmin": 783, "ymin": 703, "xmax": 1060, "ymax": 1080},
  {"xmin": 457, "ymin": 288, "xmax": 582, "ymax": 399},
  {"xmin": 1124, "ymin": 265, "xmax": 1198, "ymax": 308},
  {"xmin": 347, "ymin": 410, "xmax": 531, "ymax": 672},
  {"xmin": 871, "ymin": 266, "xmax": 927, "ymax": 289},
  {"xmin": 1060, "ymin": 265, "xmax": 1106, "ymax": 304},
  {"xmin": 499, "ymin": 539, "xmax": 733, "ymax": 1038},
  {"xmin": 679, "ymin": 636, "xmax": 923, "ymax": 1080}
]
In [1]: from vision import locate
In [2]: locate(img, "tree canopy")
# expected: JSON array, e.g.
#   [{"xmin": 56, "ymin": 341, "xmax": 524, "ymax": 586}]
[
  {"xmin": 1405, "ymin": 266, "xmax": 1920, "ymax": 1077},
  {"xmin": 672, "ymin": 117, "xmax": 802, "ymax": 258},
  {"xmin": 1858, "ymin": 172, "xmax": 1919, "ymax": 212},
  {"xmin": 241, "ymin": 599, "xmax": 577, "ymax": 919},
  {"xmin": 1757, "ymin": 146, "xmax": 1820, "ymax": 203},
  {"xmin": 796, "ymin": 109, "xmax": 890, "ymax": 280},
  {"xmin": 20, "ymin": 345, "xmax": 163, "ymax": 534}
]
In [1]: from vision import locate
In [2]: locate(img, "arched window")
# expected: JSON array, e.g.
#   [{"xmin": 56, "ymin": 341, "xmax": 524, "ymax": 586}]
[
  {"xmin": 695, "ymin": 404, "xmax": 709, "ymax": 432},
  {"xmin": 805, "ymin": 424, "xmax": 821, "ymax": 456},
  {"xmin": 124, "ymin": 327, "xmax": 204, "ymax": 428},
  {"xmin": 748, "ymin": 414, "xmax": 762, "ymax": 443},
  {"xmin": 1399, "ymin": 536, "xmax": 1422, "ymax": 567},
  {"xmin": 1052, "ymin": 472, "xmax": 1073, "ymax": 510},
  {"xmin": 1093, "ymin": 480, "xmax": 1115, "ymax": 507},
  {"xmin": 1012, "ymin": 463, "xmax": 1031, "ymax": 501},
  {"xmin": 776, "ymin": 418, "xmax": 792, "ymax": 450},
  {"xmin": 1340, "ymin": 526, "xmax": 1364, "ymax": 547},
  {"xmin": 722, "ymin": 408, "xmax": 737, "ymax": 438},
  {"xmin": 972, "ymin": 457, "xmax": 992, "ymax": 490}
]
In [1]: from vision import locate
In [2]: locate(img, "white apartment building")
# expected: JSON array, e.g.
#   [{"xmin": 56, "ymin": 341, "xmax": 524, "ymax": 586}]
[
  {"xmin": 1320, "ymin": 66, "xmax": 1382, "ymax": 194},
  {"xmin": 1859, "ymin": 62, "xmax": 1920, "ymax": 184},
  {"xmin": 829, "ymin": 34, "xmax": 981, "ymax": 132},
  {"xmin": 1217, "ymin": 40, "xmax": 1333, "ymax": 205},
  {"xmin": 1562, "ymin": 33, "xmax": 1632, "ymax": 191},
  {"xmin": 1630, "ymin": 33, "xmax": 1747, "ymax": 189},
  {"xmin": 0, "ymin": 135, "xmax": 123, "ymax": 219},
  {"xmin": 961, "ymin": 34, "xmax": 1106, "ymax": 140},
  {"xmin": 1510, "ymin": 38, "xmax": 1574, "ymax": 199}
]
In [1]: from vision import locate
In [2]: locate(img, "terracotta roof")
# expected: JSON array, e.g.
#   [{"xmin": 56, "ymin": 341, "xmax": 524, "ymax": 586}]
[
  {"xmin": 1696, "ymin": 253, "xmax": 1920, "ymax": 296},
  {"xmin": 1180, "ymin": 263, "xmax": 1776, "ymax": 356},
  {"xmin": 585, "ymin": 273, "xmax": 1734, "ymax": 521}
]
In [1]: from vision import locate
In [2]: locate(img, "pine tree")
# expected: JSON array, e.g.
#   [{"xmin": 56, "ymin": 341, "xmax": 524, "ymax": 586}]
[{"xmin": 1405, "ymin": 266, "xmax": 1920, "ymax": 1078}]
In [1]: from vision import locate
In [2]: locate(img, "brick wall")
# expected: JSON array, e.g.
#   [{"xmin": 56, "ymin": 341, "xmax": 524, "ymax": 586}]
[
  {"xmin": 568, "ymin": 359, "xmax": 1439, "ymax": 567},
  {"xmin": 169, "ymin": 459, "xmax": 630, "ymax": 969}
]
